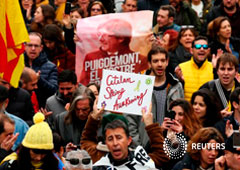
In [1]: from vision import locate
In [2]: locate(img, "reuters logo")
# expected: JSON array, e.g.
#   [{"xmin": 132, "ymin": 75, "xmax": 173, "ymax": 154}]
[{"xmin": 163, "ymin": 133, "xmax": 187, "ymax": 159}]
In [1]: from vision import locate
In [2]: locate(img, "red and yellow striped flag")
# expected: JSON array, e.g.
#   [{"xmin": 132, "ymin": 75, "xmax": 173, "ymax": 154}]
[{"xmin": 0, "ymin": 0, "xmax": 29, "ymax": 88}]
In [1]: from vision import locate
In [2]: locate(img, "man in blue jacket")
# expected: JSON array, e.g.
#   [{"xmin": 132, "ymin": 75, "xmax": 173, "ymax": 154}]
[{"xmin": 24, "ymin": 32, "xmax": 58, "ymax": 108}]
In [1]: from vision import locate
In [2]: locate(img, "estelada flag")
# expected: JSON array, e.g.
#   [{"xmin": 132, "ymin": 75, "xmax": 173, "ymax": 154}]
[{"xmin": 0, "ymin": 0, "xmax": 29, "ymax": 88}]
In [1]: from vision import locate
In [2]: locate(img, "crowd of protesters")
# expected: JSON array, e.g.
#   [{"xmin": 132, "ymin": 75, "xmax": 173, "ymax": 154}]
[{"xmin": 0, "ymin": 0, "xmax": 240, "ymax": 169}]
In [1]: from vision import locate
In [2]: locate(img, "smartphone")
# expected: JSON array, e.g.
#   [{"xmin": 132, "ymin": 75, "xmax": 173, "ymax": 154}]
[
  {"xmin": 233, "ymin": 130, "xmax": 240, "ymax": 148},
  {"xmin": 165, "ymin": 110, "xmax": 176, "ymax": 120},
  {"xmin": 65, "ymin": 2, "xmax": 71, "ymax": 15}
]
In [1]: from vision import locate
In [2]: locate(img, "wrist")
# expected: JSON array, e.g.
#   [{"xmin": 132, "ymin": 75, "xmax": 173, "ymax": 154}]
[{"xmin": 91, "ymin": 113, "xmax": 101, "ymax": 120}]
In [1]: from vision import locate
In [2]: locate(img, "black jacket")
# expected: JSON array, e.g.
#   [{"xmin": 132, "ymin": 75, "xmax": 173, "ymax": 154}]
[
  {"xmin": 209, "ymin": 37, "xmax": 240, "ymax": 56},
  {"xmin": 6, "ymin": 87, "xmax": 34, "ymax": 126},
  {"xmin": 214, "ymin": 113, "xmax": 239, "ymax": 140},
  {"xmin": 168, "ymin": 45, "xmax": 192, "ymax": 74},
  {"xmin": 24, "ymin": 51, "xmax": 58, "ymax": 108},
  {"xmin": 200, "ymin": 79, "xmax": 240, "ymax": 110}
]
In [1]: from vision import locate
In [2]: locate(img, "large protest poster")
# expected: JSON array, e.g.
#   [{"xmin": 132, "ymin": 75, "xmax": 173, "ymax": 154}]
[
  {"xmin": 97, "ymin": 70, "xmax": 155, "ymax": 115},
  {"xmin": 76, "ymin": 11, "xmax": 153, "ymax": 85}
]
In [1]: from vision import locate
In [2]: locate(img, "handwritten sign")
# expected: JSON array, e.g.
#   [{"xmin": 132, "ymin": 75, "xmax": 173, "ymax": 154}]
[{"xmin": 97, "ymin": 70, "xmax": 155, "ymax": 115}]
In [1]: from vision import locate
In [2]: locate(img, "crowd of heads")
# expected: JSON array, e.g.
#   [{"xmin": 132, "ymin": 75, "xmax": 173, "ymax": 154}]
[{"xmin": 1, "ymin": 0, "xmax": 240, "ymax": 169}]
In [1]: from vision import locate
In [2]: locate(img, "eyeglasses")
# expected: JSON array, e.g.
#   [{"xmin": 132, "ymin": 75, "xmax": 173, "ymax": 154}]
[
  {"xmin": 91, "ymin": 8, "xmax": 101, "ymax": 12},
  {"xmin": 181, "ymin": 25, "xmax": 194, "ymax": 29},
  {"xmin": 66, "ymin": 158, "xmax": 91, "ymax": 165},
  {"xmin": 194, "ymin": 44, "xmax": 209, "ymax": 49},
  {"xmin": 25, "ymin": 44, "xmax": 41, "ymax": 48}
]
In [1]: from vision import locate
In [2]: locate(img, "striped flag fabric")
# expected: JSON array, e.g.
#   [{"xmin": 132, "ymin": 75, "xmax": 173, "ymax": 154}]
[{"xmin": 0, "ymin": 0, "xmax": 29, "ymax": 88}]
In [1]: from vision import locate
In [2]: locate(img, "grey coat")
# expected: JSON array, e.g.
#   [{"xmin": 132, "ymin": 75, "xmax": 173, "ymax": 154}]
[{"xmin": 54, "ymin": 111, "xmax": 87, "ymax": 145}]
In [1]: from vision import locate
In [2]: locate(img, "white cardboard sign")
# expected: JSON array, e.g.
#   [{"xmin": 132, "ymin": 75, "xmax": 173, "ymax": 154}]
[{"xmin": 97, "ymin": 69, "xmax": 155, "ymax": 115}]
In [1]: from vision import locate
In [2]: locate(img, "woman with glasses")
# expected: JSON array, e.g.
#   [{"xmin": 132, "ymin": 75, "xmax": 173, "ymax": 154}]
[
  {"xmin": 87, "ymin": 1, "xmax": 107, "ymax": 17},
  {"xmin": 168, "ymin": 26, "xmax": 198, "ymax": 75},
  {"xmin": 207, "ymin": 16, "xmax": 240, "ymax": 62}
]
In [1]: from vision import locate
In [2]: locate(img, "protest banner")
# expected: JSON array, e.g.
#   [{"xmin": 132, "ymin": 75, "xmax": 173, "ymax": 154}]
[
  {"xmin": 97, "ymin": 69, "xmax": 155, "ymax": 115},
  {"xmin": 76, "ymin": 10, "xmax": 153, "ymax": 85}
]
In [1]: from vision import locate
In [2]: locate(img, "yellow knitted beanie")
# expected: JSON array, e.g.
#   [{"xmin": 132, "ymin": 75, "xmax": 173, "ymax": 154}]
[{"xmin": 22, "ymin": 112, "xmax": 53, "ymax": 150}]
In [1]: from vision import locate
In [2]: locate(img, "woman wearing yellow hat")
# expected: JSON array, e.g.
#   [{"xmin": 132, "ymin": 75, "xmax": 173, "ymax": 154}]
[{"xmin": 0, "ymin": 112, "xmax": 60, "ymax": 170}]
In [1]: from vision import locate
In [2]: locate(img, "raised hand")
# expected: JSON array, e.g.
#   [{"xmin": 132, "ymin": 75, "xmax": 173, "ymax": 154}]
[
  {"xmin": 225, "ymin": 120, "xmax": 233, "ymax": 138},
  {"xmin": 220, "ymin": 106, "xmax": 233, "ymax": 118},
  {"xmin": 141, "ymin": 103, "xmax": 153, "ymax": 126},
  {"xmin": 0, "ymin": 133, "xmax": 19, "ymax": 151},
  {"xmin": 91, "ymin": 99, "xmax": 104, "ymax": 120}
]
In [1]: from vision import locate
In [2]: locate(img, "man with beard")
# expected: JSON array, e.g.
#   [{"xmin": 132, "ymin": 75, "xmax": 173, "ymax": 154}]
[
  {"xmin": 46, "ymin": 70, "xmax": 79, "ymax": 130},
  {"xmin": 21, "ymin": 67, "xmax": 39, "ymax": 114},
  {"xmin": 178, "ymin": 36, "xmax": 213, "ymax": 101},
  {"xmin": 202, "ymin": 0, "xmax": 240, "ymax": 38},
  {"xmin": 168, "ymin": 0, "xmax": 201, "ymax": 32}
]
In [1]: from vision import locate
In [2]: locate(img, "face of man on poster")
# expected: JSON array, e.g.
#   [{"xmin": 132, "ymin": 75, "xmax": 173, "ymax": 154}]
[
  {"xmin": 97, "ymin": 31, "xmax": 125, "ymax": 53},
  {"xmin": 96, "ymin": 19, "xmax": 132, "ymax": 54}
]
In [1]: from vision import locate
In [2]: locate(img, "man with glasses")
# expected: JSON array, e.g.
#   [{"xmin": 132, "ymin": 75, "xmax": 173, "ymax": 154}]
[
  {"xmin": 24, "ymin": 32, "xmax": 58, "ymax": 108},
  {"xmin": 200, "ymin": 53, "xmax": 240, "ymax": 115},
  {"xmin": 178, "ymin": 36, "xmax": 213, "ymax": 101}
]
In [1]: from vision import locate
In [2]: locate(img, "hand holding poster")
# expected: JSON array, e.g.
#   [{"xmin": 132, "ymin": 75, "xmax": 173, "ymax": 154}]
[
  {"xmin": 97, "ymin": 70, "xmax": 155, "ymax": 115},
  {"xmin": 76, "ymin": 11, "xmax": 153, "ymax": 86}
]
